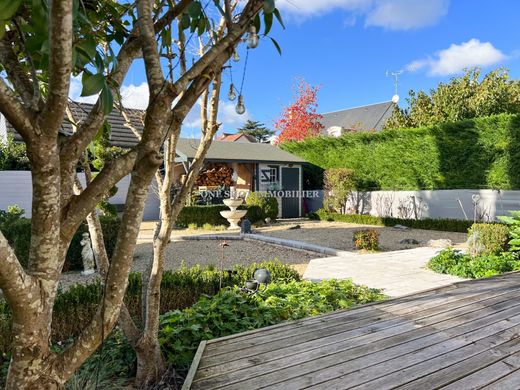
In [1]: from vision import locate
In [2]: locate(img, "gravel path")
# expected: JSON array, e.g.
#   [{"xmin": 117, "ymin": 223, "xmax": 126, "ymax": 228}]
[
  {"xmin": 59, "ymin": 239, "xmax": 321, "ymax": 289},
  {"xmin": 254, "ymin": 221, "xmax": 467, "ymax": 252}
]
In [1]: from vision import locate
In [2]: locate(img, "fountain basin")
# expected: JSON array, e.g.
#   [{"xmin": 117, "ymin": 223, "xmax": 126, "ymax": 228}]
[
  {"xmin": 223, "ymin": 198, "xmax": 244, "ymax": 209},
  {"xmin": 220, "ymin": 209, "xmax": 247, "ymax": 220}
]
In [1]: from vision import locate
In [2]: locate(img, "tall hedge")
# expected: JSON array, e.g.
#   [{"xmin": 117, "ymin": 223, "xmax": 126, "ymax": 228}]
[{"xmin": 282, "ymin": 113, "xmax": 520, "ymax": 190}]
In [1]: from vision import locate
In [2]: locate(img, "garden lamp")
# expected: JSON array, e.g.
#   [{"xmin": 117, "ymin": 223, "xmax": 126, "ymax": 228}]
[
  {"xmin": 246, "ymin": 25, "xmax": 259, "ymax": 48},
  {"xmin": 242, "ymin": 268, "xmax": 271, "ymax": 294},
  {"xmin": 235, "ymin": 95, "xmax": 246, "ymax": 114}
]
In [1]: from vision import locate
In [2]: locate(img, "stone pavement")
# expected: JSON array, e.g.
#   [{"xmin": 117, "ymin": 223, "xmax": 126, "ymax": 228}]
[{"xmin": 303, "ymin": 246, "xmax": 467, "ymax": 297}]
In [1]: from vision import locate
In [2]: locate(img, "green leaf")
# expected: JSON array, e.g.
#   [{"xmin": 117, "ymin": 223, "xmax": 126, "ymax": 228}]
[
  {"xmin": 0, "ymin": 22, "xmax": 5, "ymax": 40},
  {"xmin": 0, "ymin": 0, "xmax": 22, "ymax": 20},
  {"xmin": 263, "ymin": 12, "xmax": 273, "ymax": 36},
  {"xmin": 273, "ymin": 8, "xmax": 285, "ymax": 30},
  {"xmin": 181, "ymin": 13, "xmax": 191, "ymax": 30},
  {"xmin": 187, "ymin": 1, "xmax": 202, "ymax": 18},
  {"xmin": 263, "ymin": 0, "xmax": 275, "ymax": 13},
  {"xmin": 197, "ymin": 16, "xmax": 206, "ymax": 36},
  {"xmin": 269, "ymin": 37, "xmax": 282, "ymax": 55},
  {"xmin": 81, "ymin": 72, "xmax": 105, "ymax": 97},
  {"xmin": 75, "ymin": 37, "xmax": 98, "ymax": 61},
  {"xmin": 100, "ymin": 85, "xmax": 114, "ymax": 115},
  {"xmin": 253, "ymin": 14, "xmax": 261, "ymax": 33}
]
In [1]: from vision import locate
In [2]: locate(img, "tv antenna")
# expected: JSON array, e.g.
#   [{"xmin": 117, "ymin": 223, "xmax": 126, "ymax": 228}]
[{"xmin": 386, "ymin": 69, "xmax": 403, "ymax": 103}]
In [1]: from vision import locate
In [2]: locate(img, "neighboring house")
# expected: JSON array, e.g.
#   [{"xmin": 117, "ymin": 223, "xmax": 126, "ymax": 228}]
[
  {"xmin": 321, "ymin": 101, "xmax": 395, "ymax": 137},
  {"xmin": 217, "ymin": 132, "xmax": 256, "ymax": 143},
  {"xmin": 1, "ymin": 102, "xmax": 307, "ymax": 218}
]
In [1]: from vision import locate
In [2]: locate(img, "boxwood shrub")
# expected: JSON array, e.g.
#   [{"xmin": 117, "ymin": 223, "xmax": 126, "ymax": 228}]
[
  {"xmin": 0, "ymin": 260, "xmax": 299, "ymax": 356},
  {"xmin": 0, "ymin": 216, "xmax": 120, "ymax": 271},
  {"xmin": 312, "ymin": 209, "xmax": 473, "ymax": 233},
  {"xmin": 176, "ymin": 204, "xmax": 263, "ymax": 228},
  {"xmin": 467, "ymin": 223, "xmax": 509, "ymax": 256}
]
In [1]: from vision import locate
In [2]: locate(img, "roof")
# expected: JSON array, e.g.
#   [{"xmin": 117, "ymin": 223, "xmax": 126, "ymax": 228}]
[
  {"xmin": 217, "ymin": 133, "xmax": 257, "ymax": 143},
  {"xmin": 176, "ymin": 138, "xmax": 306, "ymax": 163},
  {"xmin": 6, "ymin": 101, "xmax": 144, "ymax": 148},
  {"xmin": 5, "ymin": 101, "xmax": 304, "ymax": 164},
  {"xmin": 320, "ymin": 101, "xmax": 395, "ymax": 132}
]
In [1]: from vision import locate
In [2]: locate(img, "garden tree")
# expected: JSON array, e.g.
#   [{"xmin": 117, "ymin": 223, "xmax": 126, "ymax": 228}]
[
  {"xmin": 384, "ymin": 68, "xmax": 520, "ymax": 129},
  {"xmin": 0, "ymin": 0, "xmax": 280, "ymax": 387},
  {"xmin": 274, "ymin": 78, "xmax": 324, "ymax": 144},
  {"xmin": 237, "ymin": 119, "xmax": 275, "ymax": 142}
]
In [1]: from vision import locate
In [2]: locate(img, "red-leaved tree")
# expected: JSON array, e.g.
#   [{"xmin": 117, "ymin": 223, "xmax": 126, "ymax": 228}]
[{"xmin": 274, "ymin": 78, "xmax": 324, "ymax": 144}]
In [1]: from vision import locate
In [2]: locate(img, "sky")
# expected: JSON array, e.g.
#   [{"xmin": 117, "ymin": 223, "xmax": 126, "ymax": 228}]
[{"xmin": 70, "ymin": 0, "xmax": 520, "ymax": 138}]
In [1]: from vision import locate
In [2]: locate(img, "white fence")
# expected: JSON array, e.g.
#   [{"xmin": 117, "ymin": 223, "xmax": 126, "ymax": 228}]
[
  {"xmin": 344, "ymin": 189, "xmax": 520, "ymax": 221},
  {"xmin": 0, "ymin": 171, "xmax": 160, "ymax": 221}
]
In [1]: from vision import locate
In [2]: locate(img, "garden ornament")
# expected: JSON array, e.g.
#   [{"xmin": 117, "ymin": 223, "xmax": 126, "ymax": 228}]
[
  {"xmin": 242, "ymin": 268, "xmax": 271, "ymax": 294},
  {"xmin": 80, "ymin": 232, "xmax": 95, "ymax": 276}
]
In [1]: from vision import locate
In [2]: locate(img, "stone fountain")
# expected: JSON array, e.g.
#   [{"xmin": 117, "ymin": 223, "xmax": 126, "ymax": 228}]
[{"xmin": 220, "ymin": 197, "xmax": 247, "ymax": 230}]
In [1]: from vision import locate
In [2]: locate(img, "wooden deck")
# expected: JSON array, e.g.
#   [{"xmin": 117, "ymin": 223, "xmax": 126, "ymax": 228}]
[{"xmin": 183, "ymin": 272, "xmax": 520, "ymax": 389}]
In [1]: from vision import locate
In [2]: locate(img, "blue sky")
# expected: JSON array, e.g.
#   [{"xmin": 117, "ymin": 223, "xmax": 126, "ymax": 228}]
[{"xmin": 70, "ymin": 0, "xmax": 520, "ymax": 137}]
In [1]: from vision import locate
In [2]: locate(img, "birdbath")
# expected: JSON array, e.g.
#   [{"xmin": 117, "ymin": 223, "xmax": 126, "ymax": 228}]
[{"xmin": 220, "ymin": 198, "xmax": 247, "ymax": 230}]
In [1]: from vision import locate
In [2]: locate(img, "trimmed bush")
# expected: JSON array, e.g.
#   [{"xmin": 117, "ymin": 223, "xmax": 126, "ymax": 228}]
[
  {"xmin": 282, "ymin": 113, "xmax": 520, "ymax": 190},
  {"xmin": 467, "ymin": 223, "xmax": 509, "ymax": 256},
  {"xmin": 0, "ymin": 260, "xmax": 300, "ymax": 355},
  {"xmin": 353, "ymin": 229, "xmax": 379, "ymax": 250},
  {"xmin": 176, "ymin": 204, "xmax": 264, "ymax": 227},
  {"xmin": 159, "ymin": 279, "xmax": 385, "ymax": 369},
  {"xmin": 427, "ymin": 249, "xmax": 520, "ymax": 279},
  {"xmin": 314, "ymin": 209, "xmax": 473, "ymax": 233},
  {"xmin": 245, "ymin": 192, "xmax": 279, "ymax": 220},
  {"xmin": 0, "ymin": 215, "xmax": 120, "ymax": 270}
]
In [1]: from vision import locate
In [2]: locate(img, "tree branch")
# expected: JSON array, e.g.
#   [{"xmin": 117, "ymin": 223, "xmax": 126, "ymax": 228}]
[
  {"xmin": 0, "ymin": 231, "xmax": 36, "ymax": 309},
  {"xmin": 0, "ymin": 39, "xmax": 41, "ymax": 110},
  {"xmin": 38, "ymin": 0, "xmax": 73, "ymax": 135},
  {"xmin": 0, "ymin": 78, "xmax": 36, "ymax": 142},
  {"xmin": 61, "ymin": 149, "xmax": 139, "ymax": 240}
]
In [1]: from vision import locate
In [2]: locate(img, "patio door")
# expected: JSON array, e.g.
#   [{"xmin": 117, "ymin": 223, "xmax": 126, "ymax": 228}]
[{"xmin": 281, "ymin": 167, "xmax": 300, "ymax": 218}]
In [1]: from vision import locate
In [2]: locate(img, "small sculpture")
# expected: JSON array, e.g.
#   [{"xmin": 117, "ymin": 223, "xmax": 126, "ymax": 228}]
[{"xmin": 80, "ymin": 232, "xmax": 95, "ymax": 275}]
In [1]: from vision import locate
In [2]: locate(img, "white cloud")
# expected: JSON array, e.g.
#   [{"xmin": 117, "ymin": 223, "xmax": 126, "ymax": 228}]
[
  {"xmin": 365, "ymin": 0, "xmax": 448, "ymax": 30},
  {"xmin": 183, "ymin": 99, "xmax": 252, "ymax": 131},
  {"xmin": 277, "ymin": 0, "xmax": 448, "ymax": 30},
  {"xmin": 120, "ymin": 82, "xmax": 149, "ymax": 109},
  {"xmin": 406, "ymin": 39, "xmax": 508, "ymax": 76},
  {"xmin": 69, "ymin": 76, "xmax": 150, "ymax": 109}
]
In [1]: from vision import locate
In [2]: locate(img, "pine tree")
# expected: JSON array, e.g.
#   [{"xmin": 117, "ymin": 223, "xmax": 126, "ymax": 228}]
[{"xmin": 237, "ymin": 120, "xmax": 275, "ymax": 142}]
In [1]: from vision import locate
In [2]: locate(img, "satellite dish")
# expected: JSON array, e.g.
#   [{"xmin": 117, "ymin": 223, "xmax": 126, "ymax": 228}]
[{"xmin": 392, "ymin": 94, "xmax": 400, "ymax": 104}]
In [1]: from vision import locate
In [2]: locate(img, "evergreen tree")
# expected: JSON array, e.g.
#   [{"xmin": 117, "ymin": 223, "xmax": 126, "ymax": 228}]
[{"xmin": 237, "ymin": 120, "xmax": 275, "ymax": 142}]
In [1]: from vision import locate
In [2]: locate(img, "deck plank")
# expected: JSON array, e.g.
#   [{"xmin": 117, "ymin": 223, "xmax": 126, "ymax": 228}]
[
  {"xmin": 185, "ymin": 272, "xmax": 520, "ymax": 390},
  {"xmin": 199, "ymin": 297, "xmax": 520, "ymax": 390},
  {"xmin": 199, "ymin": 284, "xmax": 520, "ymax": 369}
]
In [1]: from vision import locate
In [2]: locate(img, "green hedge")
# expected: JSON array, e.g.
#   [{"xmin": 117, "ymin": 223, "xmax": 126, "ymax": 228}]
[
  {"xmin": 0, "ymin": 216, "xmax": 120, "ymax": 271},
  {"xmin": 311, "ymin": 209, "xmax": 474, "ymax": 233},
  {"xmin": 467, "ymin": 223, "xmax": 509, "ymax": 256},
  {"xmin": 245, "ymin": 193, "xmax": 279, "ymax": 220},
  {"xmin": 176, "ymin": 204, "xmax": 263, "ymax": 227},
  {"xmin": 0, "ymin": 260, "xmax": 300, "ymax": 356},
  {"xmin": 282, "ymin": 113, "xmax": 520, "ymax": 190}
]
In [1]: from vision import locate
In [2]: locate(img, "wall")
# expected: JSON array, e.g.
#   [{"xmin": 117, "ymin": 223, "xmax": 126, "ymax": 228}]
[
  {"xmin": 0, "ymin": 171, "xmax": 160, "ymax": 221},
  {"xmin": 344, "ymin": 189, "xmax": 520, "ymax": 221}
]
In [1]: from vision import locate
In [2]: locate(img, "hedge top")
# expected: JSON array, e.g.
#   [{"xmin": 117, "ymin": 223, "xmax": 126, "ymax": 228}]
[{"xmin": 282, "ymin": 113, "xmax": 520, "ymax": 191}]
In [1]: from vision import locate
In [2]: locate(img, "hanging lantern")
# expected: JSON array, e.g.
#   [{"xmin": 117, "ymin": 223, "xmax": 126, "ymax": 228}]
[
  {"xmin": 235, "ymin": 95, "xmax": 246, "ymax": 115},
  {"xmin": 228, "ymin": 84, "xmax": 236, "ymax": 101},
  {"xmin": 232, "ymin": 50, "xmax": 240, "ymax": 62},
  {"xmin": 246, "ymin": 25, "xmax": 259, "ymax": 49}
]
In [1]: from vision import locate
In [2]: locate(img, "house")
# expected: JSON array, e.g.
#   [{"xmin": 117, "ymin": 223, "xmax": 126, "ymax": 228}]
[
  {"xmin": 320, "ymin": 101, "xmax": 395, "ymax": 137},
  {"xmin": 216, "ymin": 132, "xmax": 256, "ymax": 143},
  {"xmin": 1, "ymin": 102, "xmax": 308, "ymax": 219}
]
